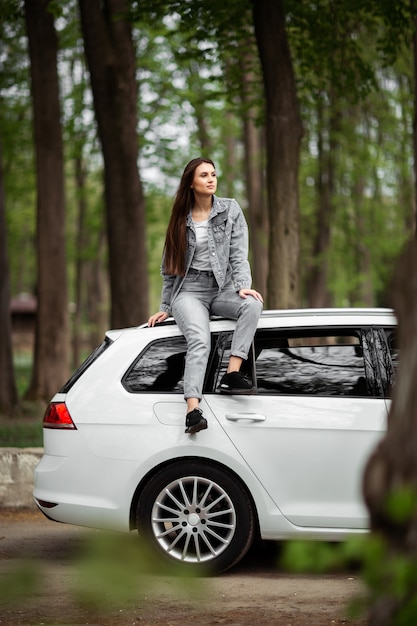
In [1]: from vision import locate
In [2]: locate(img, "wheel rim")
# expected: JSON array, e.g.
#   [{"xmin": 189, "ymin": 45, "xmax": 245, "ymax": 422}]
[{"xmin": 151, "ymin": 475, "xmax": 237, "ymax": 563}]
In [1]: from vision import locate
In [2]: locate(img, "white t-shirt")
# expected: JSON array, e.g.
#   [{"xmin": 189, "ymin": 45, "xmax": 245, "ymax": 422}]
[{"xmin": 191, "ymin": 219, "xmax": 211, "ymax": 271}]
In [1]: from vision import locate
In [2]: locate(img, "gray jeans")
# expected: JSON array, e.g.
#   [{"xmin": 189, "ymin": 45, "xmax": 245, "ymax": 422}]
[{"xmin": 171, "ymin": 270, "xmax": 263, "ymax": 401}]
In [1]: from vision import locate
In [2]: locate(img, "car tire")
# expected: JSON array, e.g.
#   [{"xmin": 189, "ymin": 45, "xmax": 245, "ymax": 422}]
[{"xmin": 136, "ymin": 460, "xmax": 256, "ymax": 575}]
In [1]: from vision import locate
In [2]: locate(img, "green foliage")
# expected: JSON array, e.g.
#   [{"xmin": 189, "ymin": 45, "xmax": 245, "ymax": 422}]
[
  {"xmin": 1, "ymin": 10, "xmax": 36, "ymax": 298},
  {"xmin": 14, "ymin": 358, "xmax": 32, "ymax": 397},
  {"xmin": 133, "ymin": 0, "xmax": 259, "ymax": 196},
  {"xmin": 287, "ymin": 0, "xmax": 413, "ymax": 104},
  {"xmin": 297, "ymin": 24, "xmax": 412, "ymax": 306},
  {"xmin": 73, "ymin": 531, "xmax": 201, "ymax": 612},
  {"xmin": 0, "ymin": 353, "xmax": 43, "ymax": 444},
  {"xmin": 385, "ymin": 486, "xmax": 417, "ymax": 525},
  {"xmin": 359, "ymin": 533, "xmax": 417, "ymax": 625},
  {"xmin": 0, "ymin": 0, "xmax": 23, "ymax": 21},
  {"xmin": 281, "ymin": 539, "xmax": 346, "ymax": 574},
  {"xmin": 0, "ymin": 530, "xmax": 202, "ymax": 617},
  {"xmin": 281, "ymin": 485, "xmax": 417, "ymax": 624},
  {"xmin": 0, "ymin": 560, "xmax": 40, "ymax": 606},
  {"xmin": 145, "ymin": 190, "xmax": 172, "ymax": 311}
]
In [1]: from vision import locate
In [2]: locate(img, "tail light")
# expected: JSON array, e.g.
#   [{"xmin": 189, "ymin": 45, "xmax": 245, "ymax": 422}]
[{"xmin": 43, "ymin": 402, "xmax": 77, "ymax": 430}]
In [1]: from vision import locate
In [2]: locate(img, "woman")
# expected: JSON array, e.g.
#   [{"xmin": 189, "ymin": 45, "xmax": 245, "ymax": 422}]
[{"xmin": 148, "ymin": 158, "xmax": 263, "ymax": 434}]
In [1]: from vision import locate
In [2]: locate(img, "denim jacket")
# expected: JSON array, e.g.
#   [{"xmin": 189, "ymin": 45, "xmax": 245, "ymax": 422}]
[{"xmin": 159, "ymin": 196, "xmax": 252, "ymax": 315}]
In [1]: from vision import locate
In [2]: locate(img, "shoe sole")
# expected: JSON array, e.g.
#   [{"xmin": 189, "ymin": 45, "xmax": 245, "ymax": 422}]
[
  {"xmin": 185, "ymin": 418, "xmax": 208, "ymax": 434},
  {"xmin": 219, "ymin": 387, "xmax": 256, "ymax": 395}
]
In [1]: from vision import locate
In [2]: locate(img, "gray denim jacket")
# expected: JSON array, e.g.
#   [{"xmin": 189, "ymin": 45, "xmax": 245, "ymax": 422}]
[{"xmin": 159, "ymin": 196, "xmax": 252, "ymax": 315}]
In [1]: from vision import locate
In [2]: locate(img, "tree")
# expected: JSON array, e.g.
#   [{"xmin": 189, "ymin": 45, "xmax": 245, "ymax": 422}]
[
  {"xmin": 412, "ymin": 0, "xmax": 417, "ymax": 236},
  {"xmin": 78, "ymin": 0, "xmax": 149, "ymax": 328},
  {"xmin": 252, "ymin": 0, "xmax": 303, "ymax": 309},
  {"xmin": 304, "ymin": 96, "xmax": 338, "ymax": 308},
  {"xmin": 0, "ymin": 6, "xmax": 25, "ymax": 414},
  {"xmin": 287, "ymin": 0, "xmax": 414, "ymax": 309},
  {"xmin": 24, "ymin": 0, "xmax": 70, "ymax": 400},
  {"xmin": 0, "ymin": 136, "xmax": 19, "ymax": 414},
  {"xmin": 362, "ymin": 238, "xmax": 417, "ymax": 625},
  {"xmin": 1, "ymin": 5, "xmax": 36, "ymax": 304},
  {"xmin": 238, "ymin": 38, "xmax": 268, "ymax": 296},
  {"xmin": 64, "ymin": 26, "xmax": 109, "ymax": 363}
]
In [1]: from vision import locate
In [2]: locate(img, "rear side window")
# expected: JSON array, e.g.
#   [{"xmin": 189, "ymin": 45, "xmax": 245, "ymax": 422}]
[
  {"xmin": 60, "ymin": 338, "xmax": 112, "ymax": 393},
  {"xmin": 123, "ymin": 337, "xmax": 187, "ymax": 393}
]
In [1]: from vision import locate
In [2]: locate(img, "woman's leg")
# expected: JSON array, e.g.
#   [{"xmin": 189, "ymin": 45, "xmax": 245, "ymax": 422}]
[
  {"xmin": 172, "ymin": 283, "xmax": 215, "ymax": 433},
  {"xmin": 172, "ymin": 292, "xmax": 211, "ymax": 401},
  {"xmin": 211, "ymin": 288, "xmax": 262, "ymax": 392},
  {"xmin": 211, "ymin": 288, "xmax": 263, "ymax": 361}
]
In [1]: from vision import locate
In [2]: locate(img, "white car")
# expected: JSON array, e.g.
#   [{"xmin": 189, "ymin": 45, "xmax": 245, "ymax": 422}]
[{"xmin": 34, "ymin": 308, "xmax": 397, "ymax": 574}]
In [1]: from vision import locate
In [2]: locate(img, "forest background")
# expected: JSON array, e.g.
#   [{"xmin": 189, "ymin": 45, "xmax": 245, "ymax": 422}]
[
  {"xmin": 4, "ymin": 3, "xmax": 417, "ymax": 622},
  {"xmin": 0, "ymin": 0, "xmax": 416, "ymax": 410}
]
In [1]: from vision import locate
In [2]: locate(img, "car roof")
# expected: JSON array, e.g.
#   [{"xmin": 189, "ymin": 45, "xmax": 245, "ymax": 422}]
[
  {"xmin": 257, "ymin": 308, "xmax": 395, "ymax": 330},
  {"xmin": 106, "ymin": 308, "xmax": 396, "ymax": 342}
]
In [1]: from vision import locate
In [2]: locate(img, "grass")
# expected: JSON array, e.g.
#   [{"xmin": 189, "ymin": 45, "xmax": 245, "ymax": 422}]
[
  {"xmin": 0, "ymin": 417, "xmax": 43, "ymax": 448},
  {"xmin": 1, "ymin": 357, "xmax": 45, "ymax": 448}
]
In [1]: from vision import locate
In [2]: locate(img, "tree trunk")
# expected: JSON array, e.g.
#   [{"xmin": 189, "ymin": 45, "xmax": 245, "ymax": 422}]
[
  {"xmin": 243, "ymin": 116, "xmax": 268, "ymax": 296},
  {"xmin": 0, "ymin": 136, "xmax": 19, "ymax": 414},
  {"xmin": 78, "ymin": 0, "xmax": 149, "ymax": 329},
  {"xmin": 185, "ymin": 61, "xmax": 213, "ymax": 156},
  {"xmin": 252, "ymin": 0, "xmax": 303, "ymax": 309},
  {"xmin": 353, "ymin": 179, "xmax": 374, "ymax": 307},
  {"xmin": 86, "ymin": 229, "xmax": 108, "ymax": 351},
  {"xmin": 306, "ymin": 99, "xmax": 336, "ymax": 308},
  {"xmin": 412, "ymin": 0, "xmax": 417, "ymax": 237},
  {"xmin": 24, "ymin": 0, "xmax": 70, "ymax": 401},
  {"xmin": 239, "ymin": 47, "xmax": 268, "ymax": 297},
  {"xmin": 363, "ymin": 239, "xmax": 417, "ymax": 624},
  {"xmin": 72, "ymin": 154, "xmax": 87, "ymax": 369}
]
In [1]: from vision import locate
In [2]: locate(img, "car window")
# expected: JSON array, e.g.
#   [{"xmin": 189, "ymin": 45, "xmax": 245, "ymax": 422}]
[
  {"xmin": 214, "ymin": 329, "xmax": 374, "ymax": 397},
  {"xmin": 60, "ymin": 337, "xmax": 113, "ymax": 393},
  {"xmin": 123, "ymin": 337, "xmax": 187, "ymax": 393}
]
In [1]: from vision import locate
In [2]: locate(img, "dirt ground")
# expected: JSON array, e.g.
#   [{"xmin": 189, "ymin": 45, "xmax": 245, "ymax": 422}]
[{"xmin": 0, "ymin": 508, "xmax": 368, "ymax": 626}]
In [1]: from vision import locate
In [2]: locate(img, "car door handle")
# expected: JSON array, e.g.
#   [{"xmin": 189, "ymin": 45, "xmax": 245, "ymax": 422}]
[{"xmin": 225, "ymin": 413, "xmax": 266, "ymax": 422}]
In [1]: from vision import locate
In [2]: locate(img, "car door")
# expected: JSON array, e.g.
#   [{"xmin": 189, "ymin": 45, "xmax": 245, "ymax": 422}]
[{"xmin": 204, "ymin": 326, "xmax": 389, "ymax": 530}]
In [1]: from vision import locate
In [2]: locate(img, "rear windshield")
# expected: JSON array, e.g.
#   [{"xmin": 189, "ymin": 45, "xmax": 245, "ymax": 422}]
[{"xmin": 59, "ymin": 337, "xmax": 113, "ymax": 393}]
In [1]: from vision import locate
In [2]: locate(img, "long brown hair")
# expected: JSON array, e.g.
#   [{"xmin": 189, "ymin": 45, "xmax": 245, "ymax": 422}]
[{"xmin": 163, "ymin": 158, "xmax": 215, "ymax": 276}]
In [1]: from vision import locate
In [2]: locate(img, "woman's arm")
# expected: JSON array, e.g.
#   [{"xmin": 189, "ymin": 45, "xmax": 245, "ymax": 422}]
[{"xmin": 228, "ymin": 201, "xmax": 252, "ymax": 291}]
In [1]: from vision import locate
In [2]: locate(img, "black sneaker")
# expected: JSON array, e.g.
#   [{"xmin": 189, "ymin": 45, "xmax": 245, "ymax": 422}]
[
  {"xmin": 219, "ymin": 371, "xmax": 256, "ymax": 395},
  {"xmin": 185, "ymin": 408, "xmax": 208, "ymax": 434}
]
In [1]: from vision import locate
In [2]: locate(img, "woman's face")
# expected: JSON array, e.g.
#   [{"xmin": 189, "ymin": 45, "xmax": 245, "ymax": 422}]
[{"xmin": 191, "ymin": 162, "xmax": 217, "ymax": 196}]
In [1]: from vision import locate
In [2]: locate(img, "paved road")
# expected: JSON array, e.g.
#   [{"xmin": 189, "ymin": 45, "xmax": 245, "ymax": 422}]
[{"xmin": 0, "ymin": 508, "xmax": 367, "ymax": 625}]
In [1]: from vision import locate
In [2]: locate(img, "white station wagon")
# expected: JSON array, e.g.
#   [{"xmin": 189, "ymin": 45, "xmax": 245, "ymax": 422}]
[{"xmin": 34, "ymin": 308, "xmax": 397, "ymax": 574}]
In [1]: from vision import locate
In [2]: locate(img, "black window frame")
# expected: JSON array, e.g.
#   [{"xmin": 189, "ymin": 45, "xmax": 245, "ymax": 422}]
[
  {"xmin": 209, "ymin": 325, "xmax": 388, "ymax": 398},
  {"xmin": 372, "ymin": 326, "xmax": 397, "ymax": 398},
  {"xmin": 121, "ymin": 324, "xmax": 397, "ymax": 398}
]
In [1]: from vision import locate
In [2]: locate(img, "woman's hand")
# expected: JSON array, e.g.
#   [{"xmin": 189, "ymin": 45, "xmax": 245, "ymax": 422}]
[
  {"xmin": 148, "ymin": 311, "xmax": 169, "ymax": 327},
  {"xmin": 238, "ymin": 288, "xmax": 264, "ymax": 303}
]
